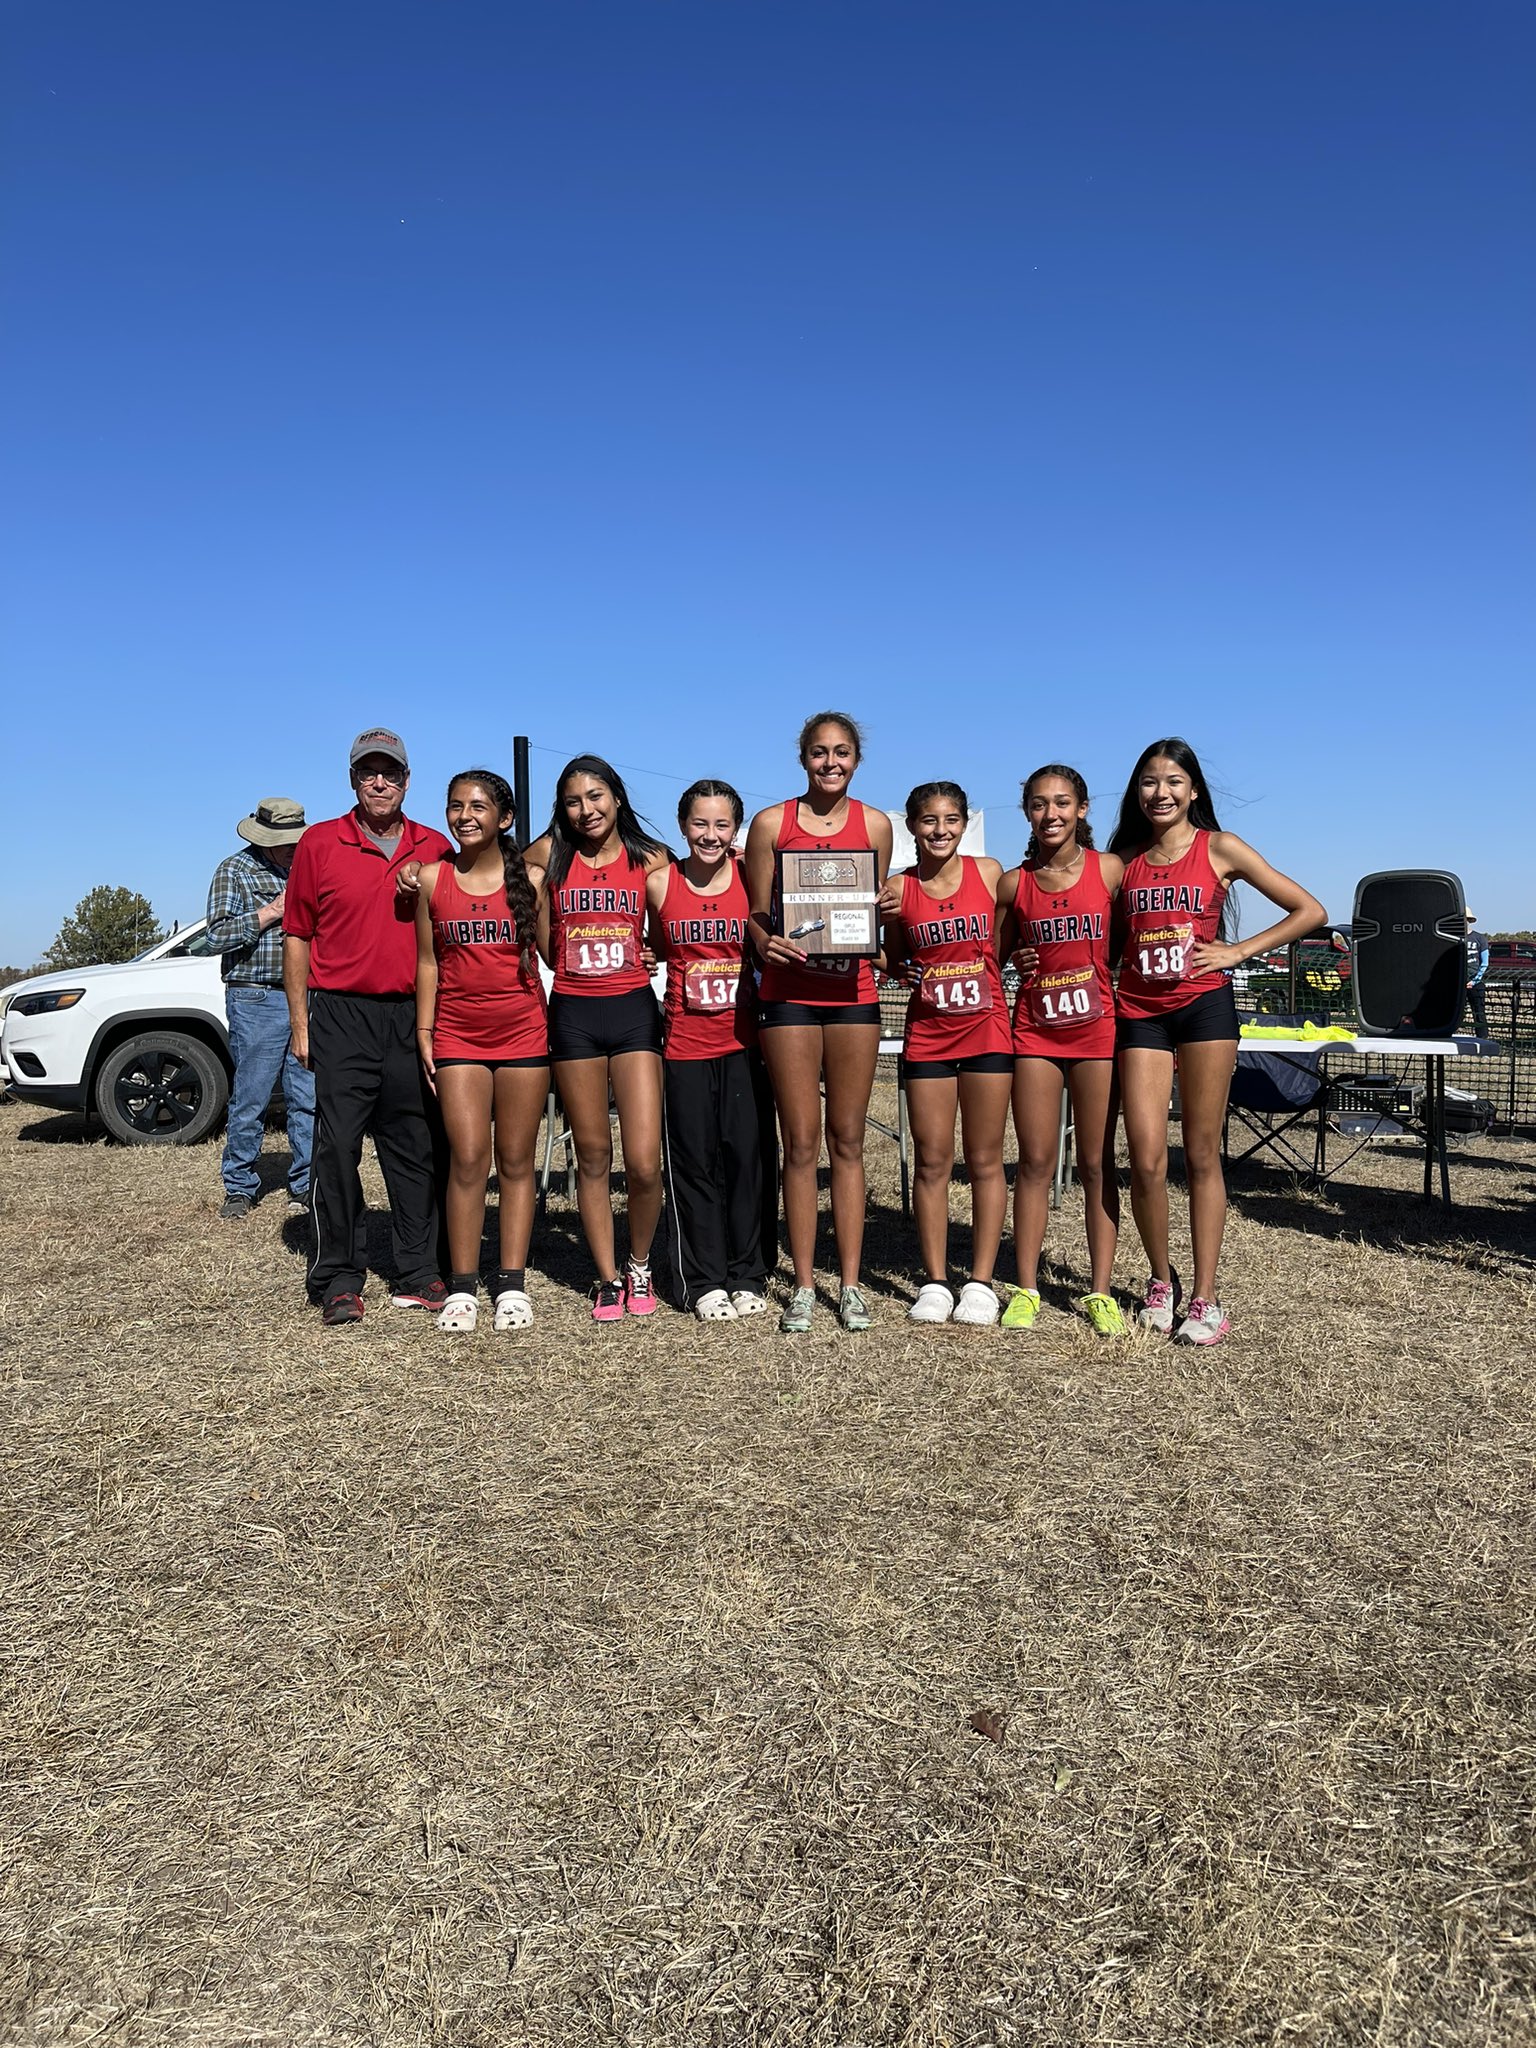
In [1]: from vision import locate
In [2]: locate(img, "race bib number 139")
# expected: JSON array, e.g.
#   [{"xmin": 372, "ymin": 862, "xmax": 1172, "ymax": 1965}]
[{"xmin": 562, "ymin": 924, "xmax": 634, "ymax": 978}]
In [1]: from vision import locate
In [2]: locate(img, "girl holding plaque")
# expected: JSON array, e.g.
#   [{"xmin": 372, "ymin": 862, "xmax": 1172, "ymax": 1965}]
[
  {"xmin": 529, "ymin": 756, "xmax": 671, "ymax": 1323},
  {"xmin": 879, "ymin": 782, "xmax": 1012, "ymax": 1326},
  {"xmin": 746, "ymin": 712, "xmax": 894, "ymax": 1333},
  {"xmin": 1109, "ymin": 737, "xmax": 1324, "ymax": 1346},
  {"xmin": 648, "ymin": 779, "xmax": 777, "ymax": 1322},
  {"xmin": 996, "ymin": 766, "xmax": 1125, "ymax": 1336}
]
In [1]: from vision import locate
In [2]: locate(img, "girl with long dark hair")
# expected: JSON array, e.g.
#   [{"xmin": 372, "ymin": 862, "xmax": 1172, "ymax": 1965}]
[
  {"xmin": 878, "ymin": 781, "xmax": 1011, "ymax": 1324},
  {"xmin": 648, "ymin": 779, "xmax": 777, "ymax": 1320},
  {"xmin": 528, "ymin": 756, "xmax": 671, "ymax": 1321},
  {"xmin": 1110, "ymin": 738, "xmax": 1324, "ymax": 1344},
  {"xmin": 995, "ymin": 764, "xmax": 1125, "ymax": 1335},
  {"xmin": 745, "ymin": 712, "xmax": 893, "ymax": 1333},
  {"xmin": 413, "ymin": 769, "xmax": 549, "ymax": 1333}
]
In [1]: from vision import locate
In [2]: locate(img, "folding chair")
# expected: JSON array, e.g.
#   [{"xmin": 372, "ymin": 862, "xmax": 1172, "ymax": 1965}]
[{"xmin": 1225, "ymin": 1043, "xmax": 1329, "ymax": 1176}]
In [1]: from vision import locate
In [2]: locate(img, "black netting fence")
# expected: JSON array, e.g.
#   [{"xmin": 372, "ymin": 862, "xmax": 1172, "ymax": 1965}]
[
  {"xmin": 1235, "ymin": 950, "xmax": 1536, "ymax": 1135},
  {"xmin": 876, "ymin": 947, "xmax": 1536, "ymax": 1134}
]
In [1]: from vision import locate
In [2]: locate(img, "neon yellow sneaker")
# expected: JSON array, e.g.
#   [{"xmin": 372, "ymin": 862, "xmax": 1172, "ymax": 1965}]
[
  {"xmin": 1000, "ymin": 1286, "xmax": 1041, "ymax": 1330},
  {"xmin": 1074, "ymin": 1291, "xmax": 1127, "ymax": 1337}
]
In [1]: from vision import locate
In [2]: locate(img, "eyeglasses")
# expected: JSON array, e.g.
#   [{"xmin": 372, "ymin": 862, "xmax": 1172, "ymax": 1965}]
[{"xmin": 355, "ymin": 764, "xmax": 406, "ymax": 786}]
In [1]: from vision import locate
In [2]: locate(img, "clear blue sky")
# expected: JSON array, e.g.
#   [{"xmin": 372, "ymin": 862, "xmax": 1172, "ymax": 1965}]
[{"xmin": 4, "ymin": 1, "xmax": 1532, "ymax": 962}]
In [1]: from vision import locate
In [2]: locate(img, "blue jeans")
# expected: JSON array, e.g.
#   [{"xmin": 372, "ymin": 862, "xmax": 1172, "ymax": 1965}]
[{"xmin": 221, "ymin": 984, "xmax": 315, "ymax": 1199}]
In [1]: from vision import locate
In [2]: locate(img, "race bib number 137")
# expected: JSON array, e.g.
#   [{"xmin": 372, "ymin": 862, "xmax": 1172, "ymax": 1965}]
[{"xmin": 683, "ymin": 961, "xmax": 739, "ymax": 1012}]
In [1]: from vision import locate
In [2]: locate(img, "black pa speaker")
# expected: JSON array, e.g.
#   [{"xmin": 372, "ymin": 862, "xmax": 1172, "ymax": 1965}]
[{"xmin": 1351, "ymin": 871, "xmax": 1467, "ymax": 1037}]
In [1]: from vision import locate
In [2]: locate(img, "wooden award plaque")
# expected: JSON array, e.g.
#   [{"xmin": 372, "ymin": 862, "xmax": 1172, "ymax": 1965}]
[{"xmin": 775, "ymin": 847, "xmax": 880, "ymax": 957}]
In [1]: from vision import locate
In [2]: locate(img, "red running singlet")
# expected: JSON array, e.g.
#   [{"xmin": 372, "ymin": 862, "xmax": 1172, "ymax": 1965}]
[
  {"xmin": 428, "ymin": 863, "xmax": 548, "ymax": 1061},
  {"xmin": 658, "ymin": 858, "xmax": 757, "ymax": 1062},
  {"xmin": 550, "ymin": 849, "xmax": 650, "ymax": 998},
  {"xmin": 757, "ymin": 798, "xmax": 880, "ymax": 1006},
  {"xmin": 896, "ymin": 858, "xmax": 1010, "ymax": 1063},
  {"xmin": 1115, "ymin": 830, "xmax": 1231, "ymax": 1019},
  {"xmin": 1011, "ymin": 848, "xmax": 1116, "ymax": 1061}
]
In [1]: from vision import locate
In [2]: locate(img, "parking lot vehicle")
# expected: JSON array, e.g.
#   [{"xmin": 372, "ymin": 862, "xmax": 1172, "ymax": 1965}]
[
  {"xmin": 1488, "ymin": 941, "xmax": 1536, "ymax": 974},
  {"xmin": 1246, "ymin": 929, "xmax": 1353, "ymax": 1015},
  {"xmin": 0, "ymin": 920, "xmax": 234, "ymax": 1143}
]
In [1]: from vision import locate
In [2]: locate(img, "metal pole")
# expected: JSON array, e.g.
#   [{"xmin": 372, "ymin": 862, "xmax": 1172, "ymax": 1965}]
[{"xmin": 513, "ymin": 735, "xmax": 532, "ymax": 851}]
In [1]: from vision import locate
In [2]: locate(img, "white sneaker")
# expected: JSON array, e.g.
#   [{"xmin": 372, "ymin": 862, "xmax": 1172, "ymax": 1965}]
[
  {"xmin": 908, "ymin": 1282, "xmax": 955, "ymax": 1323},
  {"xmin": 952, "ymin": 1280, "xmax": 1000, "ymax": 1325},
  {"xmin": 695, "ymin": 1288, "xmax": 738, "ymax": 1322},
  {"xmin": 1174, "ymin": 1297, "xmax": 1230, "ymax": 1346}
]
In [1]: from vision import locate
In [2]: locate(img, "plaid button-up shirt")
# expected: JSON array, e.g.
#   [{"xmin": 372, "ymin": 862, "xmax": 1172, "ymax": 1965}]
[{"xmin": 205, "ymin": 845, "xmax": 290, "ymax": 986}]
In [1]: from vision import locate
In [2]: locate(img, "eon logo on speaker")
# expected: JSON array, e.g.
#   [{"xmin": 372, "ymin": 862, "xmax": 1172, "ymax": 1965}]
[{"xmin": 1391, "ymin": 922, "xmax": 1424, "ymax": 933}]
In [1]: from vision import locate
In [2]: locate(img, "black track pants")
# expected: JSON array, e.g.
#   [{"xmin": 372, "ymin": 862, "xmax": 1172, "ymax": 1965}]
[
  {"xmin": 307, "ymin": 991, "xmax": 446, "ymax": 1300},
  {"xmin": 661, "ymin": 1049, "xmax": 778, "ymax": 1306}
]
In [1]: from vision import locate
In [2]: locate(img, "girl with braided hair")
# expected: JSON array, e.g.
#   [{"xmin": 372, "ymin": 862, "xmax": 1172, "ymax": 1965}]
[
  {"xmin": 995, "ymin": 765, "xmax": 1125, "ymax": 1336},
  {"xmin": 413, "ymin": 769, "xmax": 550, "ymax": 1334}
]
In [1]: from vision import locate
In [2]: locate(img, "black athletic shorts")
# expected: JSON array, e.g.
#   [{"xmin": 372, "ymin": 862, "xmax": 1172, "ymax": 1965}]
[
  {"xmin": 758, "ymin": 1001, "xmax": 882, "ymax": 1029},
  {"xmin": 1115, "ymin": 983, "xmax": 1240, "ymax": 1054},
  {"xmin": 434, "ymin": 1056, "xmax": 550, "ymax": 1072},
  {"xmin": 904, "ymin": 1051, "xmax": 1015, "ymax": 1080},
  {"xmin": 549, "ymin": 987, "xmax": 664, "ymax": 1062}
]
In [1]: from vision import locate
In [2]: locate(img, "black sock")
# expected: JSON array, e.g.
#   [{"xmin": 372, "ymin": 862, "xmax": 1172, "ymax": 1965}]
[
  {"xmin": 450, "ymin": 1272, "xmax": 480, "ymax": 1296},
  {"xmin": 494, "ymin": 1268, "xmax": 525, "ymax": 1295}
]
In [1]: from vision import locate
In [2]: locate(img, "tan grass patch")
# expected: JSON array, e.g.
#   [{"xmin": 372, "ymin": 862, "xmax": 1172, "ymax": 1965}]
[{"xmin": 1, "ymin": 1089, "xmax": 1533, "ymax": 2044}]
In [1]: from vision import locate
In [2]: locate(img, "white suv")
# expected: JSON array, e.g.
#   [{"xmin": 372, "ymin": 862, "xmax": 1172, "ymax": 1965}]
[{"xmin": 1, "ymin": 920, "xmax": 234, "ymax": 1144}]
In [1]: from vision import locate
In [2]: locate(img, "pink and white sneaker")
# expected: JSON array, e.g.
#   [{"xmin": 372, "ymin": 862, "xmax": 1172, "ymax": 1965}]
[
  {"xmin": 624, "ymin": 1260, "xmax": 658, "ymax": 1316},
  {"xmin": 1175, "ymin": 1297, "xmax": 1230, "ymax": 1346},
  {"xmin": 1138, "ymin": 1270, "xmax": 1183, "ymax": 1334},
  {"xmin": 592, "ymin": 1278, "xmax": 626, "ymax": 1323}
]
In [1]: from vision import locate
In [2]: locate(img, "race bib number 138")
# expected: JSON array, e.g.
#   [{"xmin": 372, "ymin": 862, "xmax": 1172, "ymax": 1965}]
[{"xmin": 1132, "ymin": 921, "xmax": 1194, "ymax": 985}]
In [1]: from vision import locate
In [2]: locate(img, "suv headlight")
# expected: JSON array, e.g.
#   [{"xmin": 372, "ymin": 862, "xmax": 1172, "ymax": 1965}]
[{"xmin": 10, "ymin": 989, "xmax": 85, "ymax": 1017}]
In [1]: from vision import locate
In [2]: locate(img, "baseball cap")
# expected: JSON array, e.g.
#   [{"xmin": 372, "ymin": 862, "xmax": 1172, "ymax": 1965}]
[{"xmin": 350, "ymin": 727, "xmax": 409, "ymax": 774}]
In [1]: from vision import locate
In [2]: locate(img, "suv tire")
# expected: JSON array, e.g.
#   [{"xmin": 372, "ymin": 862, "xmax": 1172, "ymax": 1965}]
[{"xmin": 93, "ymin": 1031, "xmax": 229, "ymax": 1145}]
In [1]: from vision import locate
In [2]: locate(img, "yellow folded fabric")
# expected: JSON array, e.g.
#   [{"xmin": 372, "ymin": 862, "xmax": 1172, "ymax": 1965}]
[{"xmin": 1239, "ymin": 1021, "xmax": 1357, "ymax": 1043}]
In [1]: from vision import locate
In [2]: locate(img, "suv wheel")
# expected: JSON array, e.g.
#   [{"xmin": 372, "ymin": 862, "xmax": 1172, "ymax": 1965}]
[{"xmin": 93, "ymin": 1031, "xmax": 229, "ymax": 1145}]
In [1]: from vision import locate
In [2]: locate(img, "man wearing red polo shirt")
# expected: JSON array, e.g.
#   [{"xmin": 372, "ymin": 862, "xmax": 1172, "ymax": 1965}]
[{"xmin": 284, "ymin": 727, "xmax": 453, "ymax": 1325}]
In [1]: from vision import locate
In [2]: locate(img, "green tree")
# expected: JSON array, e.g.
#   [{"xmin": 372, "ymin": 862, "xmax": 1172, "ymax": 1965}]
[{"xmin": 43, "ymin": 887, "xmax": 164, "ymax": 970}]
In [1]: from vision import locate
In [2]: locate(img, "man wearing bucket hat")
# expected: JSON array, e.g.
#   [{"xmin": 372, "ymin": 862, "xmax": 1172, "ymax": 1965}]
[
  {"xmin": 283, "ymin": 728, "xmax": 453, "ymax": 1325},
  {"xmin": 206, "ymin": 797, "xmax": 316, "ymax": 1220}
]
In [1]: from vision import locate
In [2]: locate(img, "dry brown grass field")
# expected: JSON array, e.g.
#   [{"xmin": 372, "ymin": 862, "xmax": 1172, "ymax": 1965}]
[{"xmin": 2, "ymin": 1083, "xmax": 1534, "ymax": 2047}]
